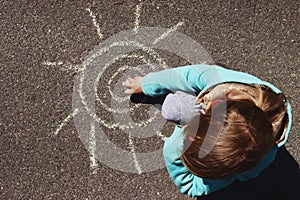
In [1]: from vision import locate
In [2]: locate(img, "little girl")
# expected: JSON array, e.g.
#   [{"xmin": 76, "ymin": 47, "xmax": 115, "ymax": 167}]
[{"xmin": 122, "ymin": 64, "xmax": 292, "ymax": 198}]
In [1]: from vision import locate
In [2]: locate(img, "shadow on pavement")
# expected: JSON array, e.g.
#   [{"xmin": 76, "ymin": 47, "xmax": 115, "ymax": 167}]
[{"xmin": 197, "ymin": 146, "xmax": 300, "ymax": 200}]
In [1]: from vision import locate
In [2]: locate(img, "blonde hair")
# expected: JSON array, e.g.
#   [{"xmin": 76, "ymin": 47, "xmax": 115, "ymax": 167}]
[{"xmin": 181, "ymin": 83, "xmax": 288, "ymax": 179}]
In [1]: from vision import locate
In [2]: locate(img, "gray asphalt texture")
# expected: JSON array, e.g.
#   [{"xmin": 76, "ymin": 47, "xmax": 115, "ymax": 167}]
[{"xmin": 1, "ymin": 0, "xmax": 299, "ymax": 199}]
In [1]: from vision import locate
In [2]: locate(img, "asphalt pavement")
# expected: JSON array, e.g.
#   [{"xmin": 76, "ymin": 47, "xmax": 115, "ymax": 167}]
[{"xmin": 1, "ymin": 0, "xmax": 299, "ymax": 199}]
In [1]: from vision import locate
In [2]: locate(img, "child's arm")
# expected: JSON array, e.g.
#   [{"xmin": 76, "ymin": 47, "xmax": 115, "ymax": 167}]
[
  {"xmin": 141, "ymin": 64, "xmax": 214, "ymax": 96},
  {"xmin": 140, "ymin": 64, "xmax": 266, "ymax": 97},
  {"xmin": 122, "ymin": 64, "xmax": 218, "ymax": 96},
  {"xmin": 123, "ymin": 64, "xmax": 265, "ymax": 97}
]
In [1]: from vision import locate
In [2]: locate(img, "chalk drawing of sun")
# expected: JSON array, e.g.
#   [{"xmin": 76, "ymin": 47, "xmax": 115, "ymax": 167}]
[{"xmin": 43, "ymin": 1, "xmax": 213, "ymax": 174}]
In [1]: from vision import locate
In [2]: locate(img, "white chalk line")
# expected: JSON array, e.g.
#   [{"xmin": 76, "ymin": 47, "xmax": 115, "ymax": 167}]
[
  {"xmin": 155, "ymin": 131, "xmax": 166, "ymax": 141},
  {"xmin": 153, "ymin": 21, "xmax": 184, "ymax": 45},
  {"xmin": 105, "ymin": 53, "xmax": 157, "ymax": 104},
  {"xmin": 93, "ymin": 41, "xmax": 167, "ymax": 115},
  {"xmin": 54, "ymin": 109, "xmax": 79, "ymax": 135},
  {"xmin": 76, "ymin": 40, "xmax": 168, "ymax": 161},
  {"xmin": 45, "ymin": 6, "xmax": 175, "ymax": 175},
  {"xmin": 128, "ymin": 134, "xmax": 142, "ymax": 174},
  {"xmin": 42, "ymin": 61, "xmax": 63, "ymax": 66},
  {"xmin": 42, "ymin": 61, "xmax": 83, "ymax": 74},
  {"xmin": 84, "ymin": 40, "xmax": 168, "ymax": 69},
  {"xmin": 107, "ymin": 64, "xmax": 139, "ymax": 103},
  {"xmin": 78, "ymin": 41, "xmax": 168, "ymax": 129},
  {"xmin": 91, "ymin": 47, "xmax": 164, "ymax": 129},
  {"xmin": 86, "ymin": 8, "xmax": 103, "ymax": 40},
  {"xmin": 76, "ymin": 54, "xmax": 157, "ymax": 130},
  {"xmin": 89, "ymin": 122, "xmax": 98, "ymax": 174},
  {"xmin": 134, "ymin": 3, "xmax": 142, "ymax": 33}
]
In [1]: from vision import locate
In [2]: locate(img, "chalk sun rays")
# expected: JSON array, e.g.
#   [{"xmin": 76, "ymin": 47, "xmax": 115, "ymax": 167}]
[{"xmin": 45, "ymin": 2, "xmax": 183, "ymax": 174}]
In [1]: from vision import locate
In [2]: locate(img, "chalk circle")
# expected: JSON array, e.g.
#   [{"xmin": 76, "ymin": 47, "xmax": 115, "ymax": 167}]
[
  {"xmin": 72, "ymin": 27, "xmax": 217, "ymax": 173},
  {"xmin": 96, "ymin": 52, "xmax": 166, "ymax": 114},
  {"xmin": 111, "ymin": 64, "xmax": 166, "ymax": 138},
  {"xmin": 94, "ymin": 46, "xmax": 167, "ymax": 131}
]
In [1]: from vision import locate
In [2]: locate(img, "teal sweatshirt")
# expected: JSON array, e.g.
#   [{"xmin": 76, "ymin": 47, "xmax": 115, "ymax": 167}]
[{"xmin": 141, "ymin": 64, "xmax": 292, "ymax": 198}]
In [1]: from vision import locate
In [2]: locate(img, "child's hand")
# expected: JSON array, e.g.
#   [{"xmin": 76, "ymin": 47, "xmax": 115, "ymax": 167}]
[{"xmin": 122, "ymin": 76, "xmax": 143, "ymax": 95}]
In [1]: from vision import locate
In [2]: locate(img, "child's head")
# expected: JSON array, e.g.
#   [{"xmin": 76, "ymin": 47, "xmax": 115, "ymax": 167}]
[{"xmin": 181, "ymin": 84, "xmax": 288, "ymax": 179}]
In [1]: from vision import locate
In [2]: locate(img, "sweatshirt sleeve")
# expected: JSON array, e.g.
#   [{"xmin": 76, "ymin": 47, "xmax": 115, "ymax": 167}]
[
  {"xmin": 141, "ymin": 64, "xmax": 264, "ymax": 97},
  {"xmin": 163, "ymin": 126, "xmax": 237, "ymax": 198},
  {"xmin": 141, "ymin": 64, "xmax": 215, "ymax": 96}
]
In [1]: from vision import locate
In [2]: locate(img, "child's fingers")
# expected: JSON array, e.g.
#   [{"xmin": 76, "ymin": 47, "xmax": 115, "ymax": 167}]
[
  {"xmin": 122, "ymin": 81, "xmax": 129, "ymax": 87},
  {"xmin": 124, "ymin": 89, "xmax": 134, "ymax": 95},
  {"xmin": 122, "ymin": 79, "xmax": 132, "ymax": 87},
  {"xmin": 128, "ymin": 77, "xmax": 134, "ymax": 82},
  {"xmin": 123, "ymin": 77, "xmax": 139, "ymax": 87},
  {"xmin": 122, "ymin": 79, "xmax": 134, "ymax": 94},
  {"xmin": 122, "ymin": 77, "xmax": 142, "ymax": 95}
]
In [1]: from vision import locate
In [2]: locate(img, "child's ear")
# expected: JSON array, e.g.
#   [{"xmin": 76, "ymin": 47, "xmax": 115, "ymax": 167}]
[
  {"xmin": 203, "ymin": 94, "xmax": 212, "ymax": 114},
  {"xmin": 204, "ymin": 101, "xmax": 212, "ymax": 114},
  {"xmin": 195, "ymin": 93, "xmax": 213, "ymax": 115}
]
